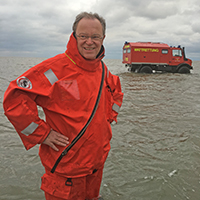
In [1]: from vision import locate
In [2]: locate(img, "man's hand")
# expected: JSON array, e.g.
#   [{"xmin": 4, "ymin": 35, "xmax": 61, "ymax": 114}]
[{"xmin": 42, "ymin": 129, "xmax": 69, "ymax": 151}]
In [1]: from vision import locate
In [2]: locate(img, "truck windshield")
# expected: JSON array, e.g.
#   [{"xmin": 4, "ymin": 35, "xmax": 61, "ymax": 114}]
[{"xmin": 172, "ymin": 49, "xmax": 182, "ymax": 57}]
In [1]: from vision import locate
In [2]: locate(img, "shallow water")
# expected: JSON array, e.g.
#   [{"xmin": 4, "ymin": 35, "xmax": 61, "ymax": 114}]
[{"xmin": 0, "ymin": 57, "xmax": 200, "ymax": 200}]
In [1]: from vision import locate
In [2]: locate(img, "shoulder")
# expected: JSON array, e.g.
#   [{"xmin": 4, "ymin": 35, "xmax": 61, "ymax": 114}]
[{"xmin": 34, "ymin": 53, "xmax": 68, "ymax": 72}]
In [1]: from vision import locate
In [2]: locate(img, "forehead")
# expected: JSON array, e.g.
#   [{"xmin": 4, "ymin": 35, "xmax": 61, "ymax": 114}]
[{"xmin": 76, "ymin": 18, "xmax": 103, "ymax": 34}]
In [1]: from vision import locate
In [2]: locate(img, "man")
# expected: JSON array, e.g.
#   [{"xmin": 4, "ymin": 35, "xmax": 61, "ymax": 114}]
[{"xmin": 3, "ymin": 12, "xmax": 123, "ymax": 200}]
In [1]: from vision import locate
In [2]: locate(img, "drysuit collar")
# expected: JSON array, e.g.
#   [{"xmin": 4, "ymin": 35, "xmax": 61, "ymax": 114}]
[{"xmin": 65, "ymin": 32, "xmax": 105, "ymax": 72}]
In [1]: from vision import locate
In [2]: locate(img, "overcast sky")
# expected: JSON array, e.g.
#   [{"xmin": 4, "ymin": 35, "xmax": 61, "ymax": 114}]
[{"xmin": 1, "ymin": 0, "xmax": 200, "ymax": 60}]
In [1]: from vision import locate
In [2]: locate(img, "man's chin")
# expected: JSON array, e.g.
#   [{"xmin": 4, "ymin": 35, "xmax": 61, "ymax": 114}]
[{"xmin": 82, "ymin": 54, "xmax": 96, "ymax": 60}]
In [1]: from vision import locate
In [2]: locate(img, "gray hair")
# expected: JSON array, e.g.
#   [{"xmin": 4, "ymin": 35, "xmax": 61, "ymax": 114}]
[{"xmin": 72, "ymin": 12, "xmax": 106, "ymax": 35}]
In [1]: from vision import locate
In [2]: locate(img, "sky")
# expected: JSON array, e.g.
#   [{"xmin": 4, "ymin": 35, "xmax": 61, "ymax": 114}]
[{"xmin": 1, "ymin": 0, "xmax": 200, "ymax": 60}]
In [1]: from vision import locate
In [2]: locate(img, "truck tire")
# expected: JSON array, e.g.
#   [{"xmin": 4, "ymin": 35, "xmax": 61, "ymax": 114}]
[
  {"xmin": 139, "ymin": 66, "xmax": 152, "ymax": 73},
  {"xmin": 178, "ymin": 66, "xmax": 190, "ymax": 73}
]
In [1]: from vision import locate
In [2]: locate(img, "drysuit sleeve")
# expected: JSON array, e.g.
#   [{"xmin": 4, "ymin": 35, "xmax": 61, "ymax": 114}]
[
  {"xmin": 3, "ymin": 66, "xmax": 52, "ymax": 150},
  {"xmin": 106, "ymin": 69, "xmax": 123, "ymax": 123}
]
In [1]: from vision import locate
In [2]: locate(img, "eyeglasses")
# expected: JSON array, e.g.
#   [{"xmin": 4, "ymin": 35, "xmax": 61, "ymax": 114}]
[{"xmin": 76, "ymin": 34, "xmax": 104, "ymax": 41}]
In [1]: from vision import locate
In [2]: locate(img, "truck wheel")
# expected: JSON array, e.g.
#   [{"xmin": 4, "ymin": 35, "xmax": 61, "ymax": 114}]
[
  {"xmin": 178, "ymin": 66, "xmax": 190, "ymax": 73},
  {"xmin": 130, "ymin": 67, "xmax": 135, "ymax": 72},
  {"xmin": 139, "ymin": 66, "xmax": 152, "ymax": 73}
]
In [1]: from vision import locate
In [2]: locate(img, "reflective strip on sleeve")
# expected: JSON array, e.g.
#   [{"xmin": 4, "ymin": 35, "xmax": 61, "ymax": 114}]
[
  {"xmin": 21, "ymin": 122, "xmax": 39, "ymax": 136},
  {"xmin": 112, "ymin": 103, "xmax": 120, "ymax": 113},
  {"xmin": 44, "ymin": 69, "xmax": 58, "ymax": 85}
]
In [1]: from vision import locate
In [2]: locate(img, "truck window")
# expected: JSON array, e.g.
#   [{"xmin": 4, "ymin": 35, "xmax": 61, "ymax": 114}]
[
  {"xmin": 172, "ymin": 49, "xmax": 182, "ymax": 57},
  {"xmin": 123, "ymin": 49, "xmax": 126, "ymax": 53},
  {"xmin": 127, "ymin": 48, "xmax": 131, "ymax": 53},
  {"xmin": 162, "ymin": 49, "xmax": 168, "ymax": 54}
]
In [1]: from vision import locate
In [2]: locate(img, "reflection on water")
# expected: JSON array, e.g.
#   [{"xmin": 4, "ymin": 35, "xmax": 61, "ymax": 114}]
[{"xmin": 0, "ymin": 57, "xmax": 200, "ymax": 200}]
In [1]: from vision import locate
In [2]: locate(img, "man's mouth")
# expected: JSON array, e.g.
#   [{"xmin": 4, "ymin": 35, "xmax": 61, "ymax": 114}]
[{"xmin": 84, "ymin": 47, "xmax": 95, "ymax": 50}]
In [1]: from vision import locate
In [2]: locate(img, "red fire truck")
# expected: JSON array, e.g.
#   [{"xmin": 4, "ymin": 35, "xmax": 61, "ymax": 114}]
[{"xmin": 122, "ymin": 42, "xmax": 193, "ymax": 73}]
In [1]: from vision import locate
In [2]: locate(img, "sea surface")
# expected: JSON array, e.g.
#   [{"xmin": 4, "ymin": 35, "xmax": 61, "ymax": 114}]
[{"xmin": 0, "ymin": 57, "xmax": 200, "ymax": 200}]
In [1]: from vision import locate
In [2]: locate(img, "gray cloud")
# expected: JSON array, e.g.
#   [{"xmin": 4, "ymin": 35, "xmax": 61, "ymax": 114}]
[{"xmin": 0, "ymin": 0, "xmax": 200, "ymax": 60}]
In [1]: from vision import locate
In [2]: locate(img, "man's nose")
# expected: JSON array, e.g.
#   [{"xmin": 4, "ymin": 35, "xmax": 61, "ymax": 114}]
[{"xmin": 86, "ymin": 37, "xmax": 93, "ymax": 44}]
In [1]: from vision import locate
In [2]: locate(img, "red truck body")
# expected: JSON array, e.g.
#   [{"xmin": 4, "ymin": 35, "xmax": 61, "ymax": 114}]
[{"xmin": 122, "ymin": 42, "xmax": 193, "ymax": 73}]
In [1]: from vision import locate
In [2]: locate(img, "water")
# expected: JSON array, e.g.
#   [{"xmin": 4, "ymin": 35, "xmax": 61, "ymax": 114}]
[{"xmin": 0, "ymin": 57, "xmax": 200, "ymax": 200}]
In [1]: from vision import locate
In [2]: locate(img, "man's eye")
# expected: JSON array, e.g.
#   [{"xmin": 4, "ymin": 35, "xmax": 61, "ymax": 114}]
[
  {"xmin": 92, "ymin": 36, "xmax": 99, "ymax": 39},
  {"xmin": 80, "ymin": 35, "xmax": 86, "ymax": 39}
]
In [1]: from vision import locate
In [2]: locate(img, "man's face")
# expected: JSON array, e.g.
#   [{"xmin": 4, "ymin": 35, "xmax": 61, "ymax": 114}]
[{"xmin": 76, "ymin": 18, "xmax": 105, "ymax": 60}]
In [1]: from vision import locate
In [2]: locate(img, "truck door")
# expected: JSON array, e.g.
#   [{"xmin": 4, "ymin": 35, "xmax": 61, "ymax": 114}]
[
  {"xmin": 160, "ymin": 49, "xmax": 170, "ymax": 64},
  {"xmin": 123, "ymin": 47, "xmax": 131, "ymax": 64},
  {"xmin": 170, "ymin": 49, "xmax": 182, "ymax": 66}
]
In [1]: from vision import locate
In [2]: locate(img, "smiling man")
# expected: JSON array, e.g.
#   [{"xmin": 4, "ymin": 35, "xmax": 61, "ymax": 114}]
[{"xmin": 3, "ymin": 12, "xmax": 123, "ymax": 200}]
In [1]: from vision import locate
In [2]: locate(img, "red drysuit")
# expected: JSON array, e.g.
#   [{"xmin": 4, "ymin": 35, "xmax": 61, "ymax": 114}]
[{"xmin": 3, "ymin": 33, "xmax": 123, "ymax": 198}]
